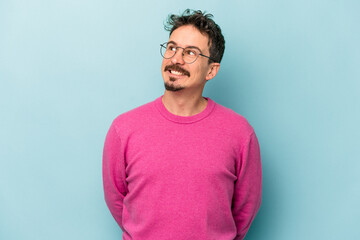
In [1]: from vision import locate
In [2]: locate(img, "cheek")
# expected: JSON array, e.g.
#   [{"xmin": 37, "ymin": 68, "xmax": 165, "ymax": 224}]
[
  {"xmin": 195, "ymin": 65, "xmax": 209, "ymax": 78},
  {"xmin": 161, "ymin": 58, "xmax": 169, "ymax": 72},
  {"xmin": 161, "ymin": 60, "xmax": 168, "ymax": 80}
]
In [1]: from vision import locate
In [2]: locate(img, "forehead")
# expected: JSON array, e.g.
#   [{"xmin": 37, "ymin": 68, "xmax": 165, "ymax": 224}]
[{"xmin": 169, "ymin": 25, "xmax": 210, "ymax": 52}]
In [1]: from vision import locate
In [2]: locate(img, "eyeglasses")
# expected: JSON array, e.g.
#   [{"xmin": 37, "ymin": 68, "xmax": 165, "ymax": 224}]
[{"xmin": 160, "ymin": 42, "xmax": 216, "ymax": 64}]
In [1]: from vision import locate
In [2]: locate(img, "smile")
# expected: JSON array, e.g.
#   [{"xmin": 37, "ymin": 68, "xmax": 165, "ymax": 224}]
[
  {"xmin": 169, "ymin": 70, "xmax": 186, "ymax": 76},
  {"xmin": 164, "ymin": 64, "xmax": 190, "ymax": 77}
]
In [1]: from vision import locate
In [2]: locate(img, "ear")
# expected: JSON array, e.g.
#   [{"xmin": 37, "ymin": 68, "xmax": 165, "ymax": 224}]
[{"xmin": 205, "ymin": 63, "xmax": 220, "ymax": 81}]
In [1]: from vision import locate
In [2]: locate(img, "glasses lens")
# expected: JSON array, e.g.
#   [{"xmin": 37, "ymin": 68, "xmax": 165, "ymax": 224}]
[
  {"xmin": 183, "ymin": 48, "xmax": 199, "ymax": 64},
  {"xmin": 160, "ymin": 43, "xmax": 175, "ymax": 59},
  {"xmin": 160, "ymin": 43, "xmax": 200, "ymax": 64}
]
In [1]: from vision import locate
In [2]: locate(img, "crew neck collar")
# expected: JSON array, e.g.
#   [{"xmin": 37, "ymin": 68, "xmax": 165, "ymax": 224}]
[{"xmin": 154, "ymin": 96, "xmax": 215, "ymax": 124}]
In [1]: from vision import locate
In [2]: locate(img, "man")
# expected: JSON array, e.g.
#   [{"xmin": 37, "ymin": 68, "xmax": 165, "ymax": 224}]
[{"xmin": 103, "ymin": 9, "xmax": 262, "ymax": 240}]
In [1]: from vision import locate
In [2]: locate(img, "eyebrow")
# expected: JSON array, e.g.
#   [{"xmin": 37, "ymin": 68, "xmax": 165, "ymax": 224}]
[{"xmin": 167, "ymin": 41, "xmax": 202, "ymax": 52}]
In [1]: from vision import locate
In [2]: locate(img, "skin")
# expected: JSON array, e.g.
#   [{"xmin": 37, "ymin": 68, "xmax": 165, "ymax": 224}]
[{"xmin": 161, "ymin": 25, "xmax": 220, "ymax": 116}]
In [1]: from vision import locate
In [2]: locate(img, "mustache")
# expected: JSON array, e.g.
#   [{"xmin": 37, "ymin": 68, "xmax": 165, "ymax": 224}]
[{"xmin": 164, "ymin": 64, "xmax": 190, "ymax": 77}]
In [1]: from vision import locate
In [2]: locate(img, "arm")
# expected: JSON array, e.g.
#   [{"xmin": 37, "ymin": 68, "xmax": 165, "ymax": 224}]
[
  {"xmin": 232, "ymin": 132, "xmax": 262, "ymax": 240},
  {"xmin": 102, "ymin": 123, "xmax": 128, "ymax": 231}
]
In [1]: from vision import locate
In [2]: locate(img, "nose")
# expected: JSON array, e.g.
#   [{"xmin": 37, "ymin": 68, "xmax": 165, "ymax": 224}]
[{"xmin": 171, "ymin": 49, "xmax": 185, "ymax": 65}]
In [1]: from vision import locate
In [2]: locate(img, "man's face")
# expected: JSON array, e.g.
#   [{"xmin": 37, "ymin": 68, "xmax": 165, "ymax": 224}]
[{"xmin": 161, "ymin": 25, "xmax": 216, "ymax": 92}]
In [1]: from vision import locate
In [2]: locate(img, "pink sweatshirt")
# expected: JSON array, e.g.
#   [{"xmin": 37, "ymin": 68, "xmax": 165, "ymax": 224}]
[{"xmin": 103, "ymin": 96, "xmax": 262, "ymax": 240}]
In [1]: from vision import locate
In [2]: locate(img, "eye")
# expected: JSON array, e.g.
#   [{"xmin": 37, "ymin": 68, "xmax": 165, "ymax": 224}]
[
  {"xmin": 167, "ymin": 44, "xmax": 177, "ymax": 52},
  {"xmin": 184, "ymin": 49, "xmax": 197, "ymax": 56}
]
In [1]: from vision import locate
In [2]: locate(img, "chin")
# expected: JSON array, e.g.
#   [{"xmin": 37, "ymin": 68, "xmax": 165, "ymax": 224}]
[{"xmin": 164, "ymin": 82, "xmax": 184, "ymax": 92}]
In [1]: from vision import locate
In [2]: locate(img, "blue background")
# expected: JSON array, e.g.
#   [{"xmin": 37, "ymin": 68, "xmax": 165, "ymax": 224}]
[{"xmin": 1, "ymin": 0, "xmax": 359, "ymax": 239}]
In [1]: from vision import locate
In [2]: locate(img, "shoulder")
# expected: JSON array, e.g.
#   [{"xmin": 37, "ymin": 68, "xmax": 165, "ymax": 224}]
[
  {"xmin": 212, "ymin": 100, "xmax": 255, "ymax": 138},
  {"xmin": 114, "ymin": 100, "xmax": 154, "ymax": 121},
  {"xmin": 111, "ymin": 98, "xmax": 158, "ymax": 133}
]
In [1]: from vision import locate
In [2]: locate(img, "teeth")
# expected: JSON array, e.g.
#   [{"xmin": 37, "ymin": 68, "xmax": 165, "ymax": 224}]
[{"xmin": 170, "ymin": 70, "xmax": 184, "ymax": 75}]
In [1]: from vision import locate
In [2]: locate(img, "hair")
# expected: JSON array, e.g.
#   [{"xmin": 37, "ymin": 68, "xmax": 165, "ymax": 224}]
[{"xmin": 164, "ymin": 9, "xmax": 225, "ymax": 63}]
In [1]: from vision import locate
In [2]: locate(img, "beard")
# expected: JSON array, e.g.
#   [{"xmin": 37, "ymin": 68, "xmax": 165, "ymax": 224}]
[{"xmin": 164, "ymin": 77, "xmax": 185, "ymax": 92}]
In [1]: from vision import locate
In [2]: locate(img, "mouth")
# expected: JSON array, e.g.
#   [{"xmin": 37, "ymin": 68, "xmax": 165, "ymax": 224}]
[{"xmin": 164, "ymin": 65, "xmax": 190, "ymax": 77}]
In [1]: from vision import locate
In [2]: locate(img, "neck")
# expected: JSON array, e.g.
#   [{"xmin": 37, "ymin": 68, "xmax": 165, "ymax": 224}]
[{"xmin": 162, "ymin": 91, "xmax": 208, "ymax": 116}]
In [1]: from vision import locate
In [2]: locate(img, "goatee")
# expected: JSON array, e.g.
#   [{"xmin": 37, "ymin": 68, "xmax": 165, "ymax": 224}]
[{"xmin": 164, "ymin": 77, "xmax": 184, "ymax": 91}]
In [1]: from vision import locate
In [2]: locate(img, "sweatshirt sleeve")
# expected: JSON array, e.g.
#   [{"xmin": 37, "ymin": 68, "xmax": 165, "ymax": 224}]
[
  {"xmin": 102, "ymin": 122, "xmax": 128, "ymax": 231},
  {"xmin": 232, "ymin": 131, "xmax": 262, "ymax": 240}
]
